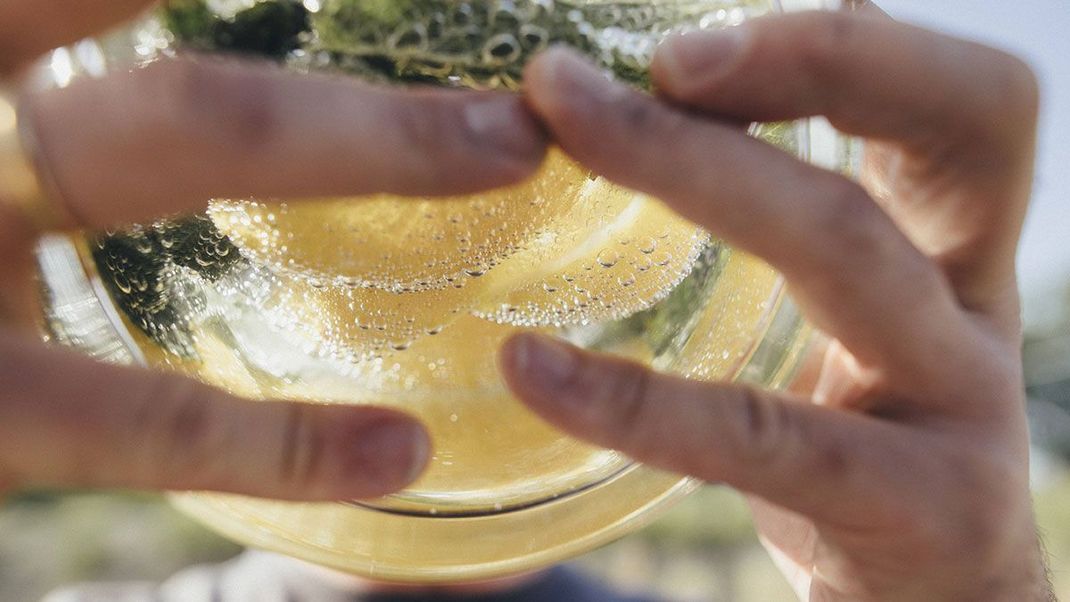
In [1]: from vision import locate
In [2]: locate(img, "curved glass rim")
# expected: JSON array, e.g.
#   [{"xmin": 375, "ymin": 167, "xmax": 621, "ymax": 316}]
[{"xmin": 37, "ymin": 229, "xmax": 811, "ymax": 582}]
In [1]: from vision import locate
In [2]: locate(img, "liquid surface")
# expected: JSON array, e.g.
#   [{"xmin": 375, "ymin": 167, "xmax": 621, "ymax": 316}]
[{"xmin": 162, "ymin": 0, "xmax": 771, "ymax": 89}]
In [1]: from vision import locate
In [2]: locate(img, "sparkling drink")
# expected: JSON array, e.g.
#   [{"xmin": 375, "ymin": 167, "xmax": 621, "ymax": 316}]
[{"xmin": 37, "ymin": 0, "xmax": 848, "ymax": 581}]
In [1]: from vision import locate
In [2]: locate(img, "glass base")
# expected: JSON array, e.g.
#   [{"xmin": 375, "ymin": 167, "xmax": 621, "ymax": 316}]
[{"xmin": 39, "ymin": 230, "xmax": 810, "ymax": 581}]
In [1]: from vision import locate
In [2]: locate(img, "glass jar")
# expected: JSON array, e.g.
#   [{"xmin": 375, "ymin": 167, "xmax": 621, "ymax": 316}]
[{"xmin": 35, "ymin": 0, "xmax": 854, "ymax": 583}]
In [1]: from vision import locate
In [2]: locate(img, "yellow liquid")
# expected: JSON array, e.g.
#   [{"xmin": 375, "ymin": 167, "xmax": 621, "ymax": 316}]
[
  {"xmin": 34, "ymin": 0, "xmax": 832, "ymax": 581},
  {"xmin": 169, "ymin": 248, "xmax": 789, "ymax": 582},
  {"xmin": 93, "ymin": 148, "xmax": 711, "ymax": 514},
  {"xmin": 42, "ymin": 125, "xmax": 804, "ymax": 580}
]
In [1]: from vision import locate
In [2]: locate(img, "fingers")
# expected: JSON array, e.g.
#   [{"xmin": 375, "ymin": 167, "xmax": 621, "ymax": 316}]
[
  {"xmin": 0, "ymin": 0, "xmax": 153, "ymax": 75},
  {"xmin": 651, "ymin": 12, "xmax": 1039, "ymax": 154},
  {"xmin": 649, "ymin": 12, "xmax": 1039, "ymax": 317},
  {"xmin": 522, "ymin": 49, "xmax": 972, "ymax": 389},
  {"xmin": 499, "ymin": 334, "xmax": 925, "ymax": 525},
  {"xmin": 0, "ymin": 333, "xmax": 429, "ymax": 500},
  {"xmin": 22, "ymin": 56, "xmax": 548, "ymax": 228}
]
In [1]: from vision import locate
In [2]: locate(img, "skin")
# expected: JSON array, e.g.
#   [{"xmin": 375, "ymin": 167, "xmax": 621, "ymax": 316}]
[
  {"xmin": 0, "ymin": 3, "xmax": 1053, "ymax": 601},
  {"xmin": 0, "ymin": 0, "xmax": 548, "ymax": 502},
  {"xmin": 499, "ymin": 10, "xmax": 1052, "ymax": 602}
]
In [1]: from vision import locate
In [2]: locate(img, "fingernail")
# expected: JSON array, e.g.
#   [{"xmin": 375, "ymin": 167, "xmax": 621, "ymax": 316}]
[
  {"xmin": 658, "ymin": 27, "xmax": 746, "ymax": 87},
  {"xmin": 463, "ymin": 98, "xmax": 544, "ymax": 162},
  {"xmin": 509, "ymin": 334, "xmax": 579, "ymax": 394},
  {"xmin": 348, "ymin": 420, "xmax": 429, "ymax": 486}
]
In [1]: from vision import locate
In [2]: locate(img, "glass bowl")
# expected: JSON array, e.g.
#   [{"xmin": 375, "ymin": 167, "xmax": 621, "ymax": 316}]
[{"xmin": 35, "ymin": 0, "xmax": 852, "ymax": 583}]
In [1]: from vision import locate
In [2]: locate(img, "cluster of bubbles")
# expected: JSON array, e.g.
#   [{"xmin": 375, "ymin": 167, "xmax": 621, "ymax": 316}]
[
  {"xmin": 94, "ymin": 168, "xmax": 711, "ymax": 365},
  {"xmin": 81, "ymin": 0, "xmax": 791, "ymax": 510},
  {"xmin": 206, "ymin": 152, "xmax": 592, "ymax": 292},
  {"xmin": 91, "ymin": 216, "xmax": 240, "ymax": 357},
  {"xmin": 161, "ymin": 0, "xmax": 763, "ymax": 89},
  {"xmin": 305, "ymin": 0, "xmax": 760, "ymax": 89},
  {"xmin": 93, "ymin": 0, "xmax": 781, "ymax": 369},
  {"xmin": 203, "ymin": 148, "xmax": 710, "ymax": 360}
]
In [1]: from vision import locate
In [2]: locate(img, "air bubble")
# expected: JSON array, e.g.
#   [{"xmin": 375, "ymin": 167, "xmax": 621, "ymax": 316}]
[
  {"xmin": 209, "ymin": 151, "xmax": 588, "ymax": 292},
  {"xmin": 483, "ymin": 33, "xmax": 522, "ymax": 65},
  {"xmin": 471, "ymin": 189, "xmax": 709, "ymax": 327},
  {"xmin": 389, "ymin": 23, "xmax": 428, "ymax": 51},
  {"xmin": 596, "ymin": 249, "xmax": 620, "ymax": 268}
]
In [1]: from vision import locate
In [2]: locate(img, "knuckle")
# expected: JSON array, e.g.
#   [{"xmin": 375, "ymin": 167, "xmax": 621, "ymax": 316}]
[
  {"xmin": 552, "ymin": 85, "xmax": 676, "ymax": 165},
  {"xmin": 812, "ymin": 179, "xmax": 895, "ymax": 269},
  {"xmin": 794, "ymin": 12, "xmax": 858, "ymax": 81},
  {"xmin": 617, "ymin": 94, "xmax": 689, "ymax": 145},
  {"xmin": 608, "ymin": 363, "xmax": 653, "ymax": 442},
  {"xmin": 992, "ymin": 52, "xmax": 1041, "ymax": 129},
  {"xmin": 811, "ymin": 434, "xmax": 851, "ymax": 482},
  {"xmin": 133, "ymin": 375, "xmax": 220, "ymax": 485},
  {"xmin": 389, "ymin": 96, "xmax": 457, "ymax": 185},
  {"xmin": 612, "ymin": 98, "xmax": 691, "ymax": 184},
  {"xmin": 618, "ymin": 94, "xmax": 660, "ymax": 133},
  {"xmin": 276, "ymin": 404, "xmax": 327, "ymax": 491},
  {"xmin": 736, "ymin": 388, "xmax": 791, "ymax": 469},
  {"xmin": 947, "ymin": 47, "xmax": 1040, "ymax": 151}
]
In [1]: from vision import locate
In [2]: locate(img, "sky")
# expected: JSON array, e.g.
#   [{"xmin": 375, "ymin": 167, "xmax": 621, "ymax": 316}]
[{"xmin": 873, "ymin": 0, "xmax": 1070, "ymax": 330}]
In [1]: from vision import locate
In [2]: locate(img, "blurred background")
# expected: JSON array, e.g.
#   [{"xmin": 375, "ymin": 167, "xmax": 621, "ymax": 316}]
[{"xmin": 2, "ymin": 1, "xmax": 1069, "ymax": 600}]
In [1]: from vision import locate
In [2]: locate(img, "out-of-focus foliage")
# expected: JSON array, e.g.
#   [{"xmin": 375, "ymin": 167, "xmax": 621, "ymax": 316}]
[
  {"xmin": 1025, "ymin": 283, "xmax": 1070, "ymax": 457},
  {"xmin": 5, "ymin": 478, "xmax": 1070, "ymax": 602},
  {"xmin": 0, "ymin": 492, "xmax": 241, "ymax": 602}
]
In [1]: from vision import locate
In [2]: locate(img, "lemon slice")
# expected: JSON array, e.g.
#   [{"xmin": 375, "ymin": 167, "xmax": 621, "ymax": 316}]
[
  {"xmin": 208, "ymin": 150, "xmax": 590, "ymax": 292},
  {"xmin": 473, "ymin": 179, "xmax": 708, "ymax": 326},
  {"xmin": 209, "ymin": 148, "xmax": 709, "ymax": 357},
  {"xmin": 229, "ymin": 265, "xmax": 477, "ymax": 362},
  {"xmin": 466, "ymin": 123, "xmax": 794, "ymax": 327}
]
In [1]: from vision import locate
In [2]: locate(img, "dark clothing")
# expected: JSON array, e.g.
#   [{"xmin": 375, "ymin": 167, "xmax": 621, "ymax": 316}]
[
  {"xmin": 365, "ymin": 567, "xmax": 660, "ymax": 602},
  {"xmin": 43, "ymin": 551, "xmax": 664, "ymax": 602}
]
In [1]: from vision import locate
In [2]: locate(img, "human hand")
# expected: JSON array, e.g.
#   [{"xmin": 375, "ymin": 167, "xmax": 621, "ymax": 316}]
[
  {"xmin": 0, "ymin": 1, "xmax": 546, "ymax": 502},
  {"xmin": 500, "ymin": 9, "xmax": 1048, "ymax": 602}
]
